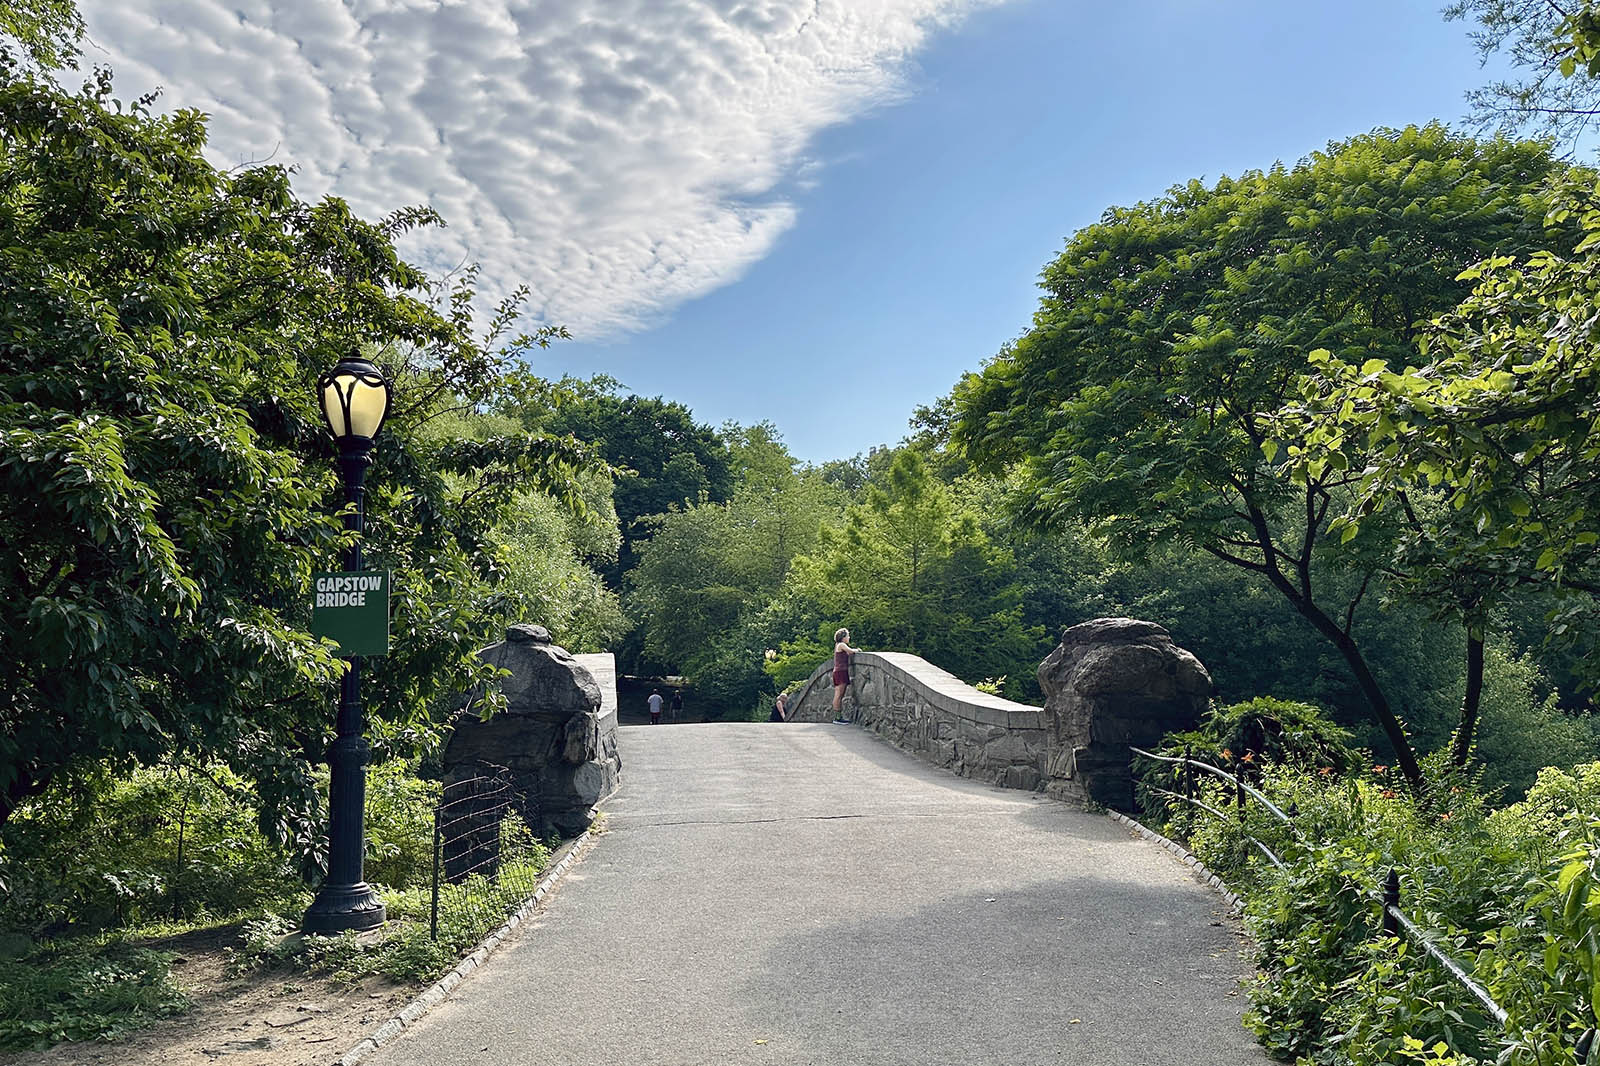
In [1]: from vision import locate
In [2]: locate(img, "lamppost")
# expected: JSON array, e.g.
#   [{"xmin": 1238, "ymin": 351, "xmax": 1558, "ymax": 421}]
[{"xmin": 303, "ymin": 354, "xmax": 391, "ymax": 934}]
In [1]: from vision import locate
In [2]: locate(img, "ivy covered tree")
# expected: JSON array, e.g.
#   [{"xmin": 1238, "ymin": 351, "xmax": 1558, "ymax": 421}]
[
  {"xmin": 952, "ymin": 126, "xmax": 1569, "ymax": 788},
  {"xmin": 0, "ymin": 59, "xmax": 594, "ymax": 837}
]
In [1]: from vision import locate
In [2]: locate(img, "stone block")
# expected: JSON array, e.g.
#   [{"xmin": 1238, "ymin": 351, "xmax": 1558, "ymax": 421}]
[{"xmin": 444, "ymin": 626, "xmax": 622, "ymax": 836}]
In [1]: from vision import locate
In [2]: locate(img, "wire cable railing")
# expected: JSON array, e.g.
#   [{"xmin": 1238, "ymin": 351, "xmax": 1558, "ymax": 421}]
[{"xmin": 1128, "ymin": 746, "xmax": 1523, "ymax": 1046}]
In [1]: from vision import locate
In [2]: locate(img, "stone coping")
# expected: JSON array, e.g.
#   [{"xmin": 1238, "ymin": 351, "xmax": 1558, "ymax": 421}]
[
  {"xmin": 572, "ymin": 652, "xmax": 617, "ymax": 727},
  {"xmin": 792, "ymin": 650, "xmax": 1043, "ymax": 728}
]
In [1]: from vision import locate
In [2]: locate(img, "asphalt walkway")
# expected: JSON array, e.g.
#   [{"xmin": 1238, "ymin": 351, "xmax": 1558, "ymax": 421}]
[{"xmin": 377, "ymin": 723, "xmax": 1268, "ymax": 1065}]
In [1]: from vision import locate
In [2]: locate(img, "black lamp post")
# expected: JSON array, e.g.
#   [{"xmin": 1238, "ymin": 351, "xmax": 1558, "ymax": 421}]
[{"xmin": 303, "ymin": 354, "xmax": 391, "ymax": 934}]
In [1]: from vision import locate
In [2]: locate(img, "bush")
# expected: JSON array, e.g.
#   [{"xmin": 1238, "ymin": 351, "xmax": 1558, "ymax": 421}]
[
  {"xmin": 1166, "ymin": 696, "xmax": 1357, "ymax": 774},
  {"xmin": 0, "ymin": 765, "xmax": 298, "ymax": 934},
  {"xmin": 1137, "ymin": 747, "xmax": 1600, "ymax": 1066}
]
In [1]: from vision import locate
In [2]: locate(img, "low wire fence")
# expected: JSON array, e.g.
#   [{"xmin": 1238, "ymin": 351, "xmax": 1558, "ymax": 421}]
[
  {"xmin": 1129, "ymin": 746, "xmax": 1597, "ymax": 1064},
  {"xmin": 428, "ymin": 773, "xmax": 548, "ymax": 941}
]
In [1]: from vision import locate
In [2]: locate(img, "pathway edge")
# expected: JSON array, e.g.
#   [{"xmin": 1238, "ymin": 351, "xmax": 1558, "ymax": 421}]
[
  {"xmin": 1104, "ymin": 810, "xmax": 1244, "ymax": 915},
  {"xmin": 335, "ymin": 826, "xmax": 600, "ymax": 1066}
]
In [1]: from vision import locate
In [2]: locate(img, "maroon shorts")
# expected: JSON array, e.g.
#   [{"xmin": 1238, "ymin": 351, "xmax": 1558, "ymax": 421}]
[{"xmin": 832, "ymin": 668, "xmax": 849, "ymax": 686}]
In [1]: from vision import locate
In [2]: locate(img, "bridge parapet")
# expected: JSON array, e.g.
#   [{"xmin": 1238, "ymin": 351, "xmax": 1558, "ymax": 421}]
[{"xmin": 786, "ymin": 651, "xmax": 1046, "ymax": 790}]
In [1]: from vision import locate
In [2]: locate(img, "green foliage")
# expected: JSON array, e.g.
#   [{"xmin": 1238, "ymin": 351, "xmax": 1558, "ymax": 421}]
[
  {"xmin": 624, "ymin": 423, "xmax": 843, "ymax": 710},
  {"xmin": 0, "ymin": 764, "xmax": 300, "ymax": 933},
  {"xmin": 1286, "ymin": 176, "xmax": 1600, "ymax": 689},
  {"xmin": 787, "ymin": 449, "xmax": 1046, "ymax": 696},
  {"xmin": 1446, "ymin": 0, "xmax": 1600, "ymax": 142},
  {"xmin": 0, "ymin": 60, "xmax": 598, "ymax": 838},
  {"xmin": 522, "ymin": 376, "xmax": 733, "ymax": 592},
  {"xmin": 954, "ymin": 125, "xmax": 1572, "ymax": 786},
  {"xmin": 0, "ymin": 941, "xmax": 187, "ymax": 1050},
  {"xmin": 1137, "ymin": 746, "xmax": 1600, "ymax": 1065},
  {"xmin": 1166, "ymin": 696, "xmax": 1357, "ymax": 773},
  {"xmin": 0, "ymin": 0, "xmax": 82, "ymax": 70},
  {"xmin": 230, "ymin": 814, "xmax": 552, "ymax": 988},
  {"xmin": 1470, "ymin": 644, "xmax": 1599, "ymax": 799}
]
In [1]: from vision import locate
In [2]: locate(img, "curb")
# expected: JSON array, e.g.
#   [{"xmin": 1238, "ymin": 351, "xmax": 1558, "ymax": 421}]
[
  {"xmin": 334, "ymin": 826, "xmax": 598, "ymax": 1066},
  {"xmin": 1105, "ymin": 810, "xmax": 1244, "ymax": 915}
]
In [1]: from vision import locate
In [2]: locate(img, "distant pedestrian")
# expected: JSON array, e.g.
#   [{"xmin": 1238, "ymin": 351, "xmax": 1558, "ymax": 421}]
[
  {"xmin": 832, "ymin": 628, "xmax": 859, "ymax": 724},
  {"xmin": 671, "ymin": 690, "xmax": 683, "ymax": 721},
  {"xmin": 648, "ymin": 689, "xmax": 663, "ymax": 725},
  {"xmin": 770, "ymin": 691, "xmax": 788, "ymax": 722}
]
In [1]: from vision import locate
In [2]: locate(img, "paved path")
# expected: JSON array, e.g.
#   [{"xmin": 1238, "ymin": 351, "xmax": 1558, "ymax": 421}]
[{"xmin": 379, "ymin": 723, "xmax": 1268, "ymax": 1065}]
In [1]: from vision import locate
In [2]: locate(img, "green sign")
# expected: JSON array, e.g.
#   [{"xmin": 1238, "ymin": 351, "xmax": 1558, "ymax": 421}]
[{"xmin": 311, "ymin": 570, "xmax": 390, "ymax": 657}]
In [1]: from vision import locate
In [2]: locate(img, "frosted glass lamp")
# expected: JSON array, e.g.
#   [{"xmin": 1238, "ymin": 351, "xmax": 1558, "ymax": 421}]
[{"xmin": 317, "ymin": 355, "xmax": 391, "ymax": 442}]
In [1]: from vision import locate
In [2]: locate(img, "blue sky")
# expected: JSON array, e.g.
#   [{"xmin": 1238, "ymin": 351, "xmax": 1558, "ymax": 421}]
[
  {"xmin": 84, "ymin": 0, "xmax": 1517, "ymax": 465},
  {"xmin": 544, "ymin": 0, "xmax": 1511, "ymax": 463}
]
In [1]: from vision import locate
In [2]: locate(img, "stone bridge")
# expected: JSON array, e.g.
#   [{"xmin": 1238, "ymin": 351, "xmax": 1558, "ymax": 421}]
[
  {"xmin": 786, "ymin": 617, "xmax": 1213, "ymax": 810},
  {"xmin": 373, "ymin": 618, "xmax": 1260, "ymax": 1066}
]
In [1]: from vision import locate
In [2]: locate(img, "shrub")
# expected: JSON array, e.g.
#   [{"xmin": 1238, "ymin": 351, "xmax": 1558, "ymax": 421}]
[{"xmin": 1166, "ymin": 696, "xmax": 1357, "ymax": 773}]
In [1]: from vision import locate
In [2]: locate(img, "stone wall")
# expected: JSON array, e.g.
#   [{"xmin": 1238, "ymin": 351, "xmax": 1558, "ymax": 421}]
[
  {"xmin": 785, "ymin": 651, "xmax": 1047, "ymax": 791},
  {"xmin": 443, "ymin": 624, "xmax": 622, "ymax": 836},
  {"xmin": 783, "ymin": 619, "xmax": 1212, "ymax": 810}
]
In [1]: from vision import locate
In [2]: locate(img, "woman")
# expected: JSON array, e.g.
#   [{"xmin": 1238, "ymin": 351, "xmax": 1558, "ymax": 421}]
[
  {"xmin": 831, "ymin": 627, "xmax": 859, "ymax": 724},
  {"xmin": 770, "ymin": 690, "xmax": 788, "ymax": 722}
]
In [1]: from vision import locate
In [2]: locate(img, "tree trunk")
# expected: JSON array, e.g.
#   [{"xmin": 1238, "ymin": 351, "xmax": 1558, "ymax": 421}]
[
  {"xmin": 1451, "ymin": 630, "xmax": 1485, "ymax": 767},
  {"xmin": 1292, "ymin": 597, "xmax": 1426, "ymax": 791}
]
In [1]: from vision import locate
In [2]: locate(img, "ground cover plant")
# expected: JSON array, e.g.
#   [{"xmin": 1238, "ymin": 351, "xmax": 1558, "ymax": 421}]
[
  {"xmin": 1139, "ymin": 700, "xmax": 1600, "ymax": 1066},
  {"xmin": 0, "ymin": 761, "xmax": 556, "ymax": 1050}
]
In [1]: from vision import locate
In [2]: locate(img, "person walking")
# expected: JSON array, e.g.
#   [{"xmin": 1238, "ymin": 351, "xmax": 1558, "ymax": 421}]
[
  {"xmin": 831, "ymin": 628, "xmax": 859, "ymax": 724},
  {"xmin": 670, "ymin": 689, "xmax": 683, "ymax": 721},
  {"xmin": 648, "ymin": 689, "xmax": 664, "ymax": 725}
]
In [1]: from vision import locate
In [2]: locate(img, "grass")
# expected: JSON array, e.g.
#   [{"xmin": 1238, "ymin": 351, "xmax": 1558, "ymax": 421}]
[{"xmin": 0, "ymin": 940, "xmax": 189, "ymax": 1050}]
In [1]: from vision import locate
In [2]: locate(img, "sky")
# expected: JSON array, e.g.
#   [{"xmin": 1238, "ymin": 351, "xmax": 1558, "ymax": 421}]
[{"xmin": 76, "ymin": 0, "xmax": 1513, "ymax": 463}]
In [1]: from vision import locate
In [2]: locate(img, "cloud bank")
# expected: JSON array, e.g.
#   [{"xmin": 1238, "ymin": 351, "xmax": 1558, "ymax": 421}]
[{"xmin": 77, "ymin": 0, "xmax": 995, "ymax": 337}]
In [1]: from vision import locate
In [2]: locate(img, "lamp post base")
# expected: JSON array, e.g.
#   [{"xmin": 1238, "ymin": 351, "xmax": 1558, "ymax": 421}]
[{"xmin": 303, "ymin": 882, "xmax": 387, "ymax": 934}]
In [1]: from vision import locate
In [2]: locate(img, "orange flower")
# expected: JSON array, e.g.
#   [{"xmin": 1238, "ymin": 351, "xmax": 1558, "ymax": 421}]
[
  {"xmin": 1381, "ymin": 789, "xmax": 1397, "ymax": 799},
  {"xmin": 1220, "ymin": 749, "xmax": 1234, "ymax": 760},
  {"xmin": 1440, "ymin": 813, "xmax": 1452, "ymax": 823},
  {"xmin": 1372, "ymin": 765, "xmax": 1388, "ymax": 774},
  {"xmin": 1318, "ymin": 766, "xmax": 1334, "ymax": 777},
  {"xmin": 1241, "ymin": 752, "xmax": 1256, "ymax": 764}
]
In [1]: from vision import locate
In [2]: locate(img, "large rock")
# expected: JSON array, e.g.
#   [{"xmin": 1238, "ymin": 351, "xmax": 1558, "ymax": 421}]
[
  {"xmin": 443, "ymin": 624, "xmax": 621, "ymax": 837},
  {"xmin": 1038, "ymin": 617, "xmax": 1211, "ymax": 811}
]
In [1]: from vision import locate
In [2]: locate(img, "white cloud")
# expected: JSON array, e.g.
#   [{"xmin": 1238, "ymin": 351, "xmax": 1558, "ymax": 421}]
[{"xmin": 75, "ymin": 0, "xmax": 998, "ymax": 338}]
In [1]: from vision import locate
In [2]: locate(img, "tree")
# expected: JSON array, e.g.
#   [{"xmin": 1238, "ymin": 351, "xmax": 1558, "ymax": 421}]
[
  {"xmin": 1286, "ymin": 175, "xmax": 1600, "ymax": 709},
  {"xmin": 0, "ymin": 0, "xmax": 82, "ymax": 71},
  {"xmin": 953, "ymin": 126, "xmax": 1567, "ymax": 789},
  {"xmin": 1446, "ymin": 0, "xmax": 1600, "ymax": 142},
  {"xmin": 520, "ymin": 376, "xmax": 733, "ymax": 587},
  {"xmin": 0, "ymin": 62, "xmax": 593, "ymax": 835},
  {"xmin": 625, "ymin": 424, "xmax": 841, "ymax": 704},
  {"xmin": 785, "ymin": 449, "xmax": 1044, "ymax": 693}
]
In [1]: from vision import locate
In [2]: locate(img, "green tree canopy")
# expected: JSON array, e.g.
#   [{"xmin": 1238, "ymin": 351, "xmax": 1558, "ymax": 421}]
[
  {"xmin": 520, "ymin": 376, "xmax": 733, "ymax": 587},
  {"xmin": 0, "ymin": 63, "xmax": 593, "ymax": 836},
  {"xmin": 953, "ymin": 125, "xmax": 1568, "ymax": 787}
]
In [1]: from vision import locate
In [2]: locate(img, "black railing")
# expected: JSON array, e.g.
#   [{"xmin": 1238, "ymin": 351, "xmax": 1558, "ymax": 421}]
[{"xmin": 1129, "ymin": 747, "xmax": 1519, "ymax": 1040}]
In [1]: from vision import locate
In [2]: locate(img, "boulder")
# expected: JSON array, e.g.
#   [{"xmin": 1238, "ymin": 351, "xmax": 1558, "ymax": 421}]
[
  {"xmin": 1038, "ymin": 617, "xmax": 1211, "ymax": 811},
  {"xmin": 442, "ymin": 623, "xmax": 621, "ymax": 836}
]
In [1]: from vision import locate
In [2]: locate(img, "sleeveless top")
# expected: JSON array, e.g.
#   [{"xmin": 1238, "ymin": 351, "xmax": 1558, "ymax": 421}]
[{"xmin": 834, "ymin": 648, "xmax": 849, "ymax": 672}]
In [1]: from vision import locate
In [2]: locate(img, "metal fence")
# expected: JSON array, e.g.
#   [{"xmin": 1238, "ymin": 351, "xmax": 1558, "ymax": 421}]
[
  {"xmin": 1129, "ymin": 746, "xmax": 1599, "ymax": 1062},
  {"xmin": 428, "ymin": 773, "xmax": 547, "ymax": 941}
]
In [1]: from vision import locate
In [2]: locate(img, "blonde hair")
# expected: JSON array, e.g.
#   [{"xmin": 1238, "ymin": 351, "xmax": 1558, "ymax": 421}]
[{"xmin": 834, "ymin": 627, "xmax": 849, "ymax": 643}]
